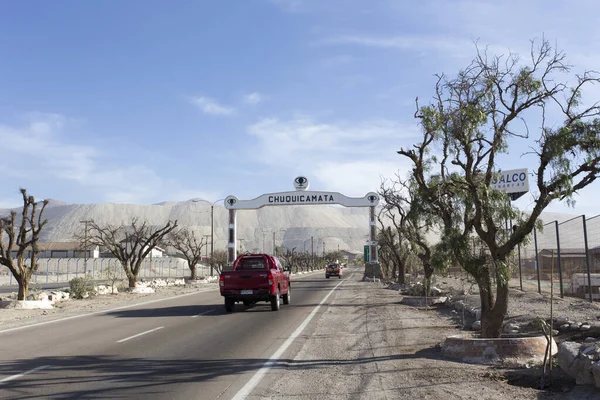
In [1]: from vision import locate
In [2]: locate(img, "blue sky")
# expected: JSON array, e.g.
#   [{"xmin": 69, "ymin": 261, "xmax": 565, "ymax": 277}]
[{"xmin": 1, "ymin": 0, "xmax": 599, "ymax": 215}]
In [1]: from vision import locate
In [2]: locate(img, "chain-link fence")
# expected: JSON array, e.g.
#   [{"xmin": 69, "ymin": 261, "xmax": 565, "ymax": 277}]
[
  {"xmin": 514, "ymin": 214, "xmax": 600, "ymax": 302},
  {"xmin": 0, "ymin": 257, "xmax": 217, "ymax": 286}
]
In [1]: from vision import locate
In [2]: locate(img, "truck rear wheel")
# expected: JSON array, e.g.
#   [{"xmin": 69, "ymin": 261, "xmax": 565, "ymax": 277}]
[
  {"xmin": 271, "ymin": 288, "xmax": 280, "ymax": 311},
  {"xmin": 225, "ymin": 298, "xmax": 235, "ymax": 313},
  {"xmin": 283, "ymin": 286, "xmax": 291, "ymax": 305}
]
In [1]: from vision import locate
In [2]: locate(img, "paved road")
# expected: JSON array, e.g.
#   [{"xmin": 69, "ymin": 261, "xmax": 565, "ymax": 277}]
[{"xmin": 0, "ymin": 267, "xmax": 357, "ymax": 399}]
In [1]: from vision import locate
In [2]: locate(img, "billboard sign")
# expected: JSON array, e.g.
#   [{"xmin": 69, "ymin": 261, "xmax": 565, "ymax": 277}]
[{"xmin": 491, "ymin": 168, "xmax": 529, "ymax": 199}]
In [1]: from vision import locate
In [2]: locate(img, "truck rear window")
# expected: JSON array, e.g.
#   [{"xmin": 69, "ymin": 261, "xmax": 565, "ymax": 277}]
[{"xmin": 238, "ymin": 257, "xmax": 268, "ymax": 270}]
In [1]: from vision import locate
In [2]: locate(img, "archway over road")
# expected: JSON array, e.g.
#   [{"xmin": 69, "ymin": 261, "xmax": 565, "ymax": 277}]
[{"xmin": 223, "ymin": 176, "xmax": 380, "ymax": 265}]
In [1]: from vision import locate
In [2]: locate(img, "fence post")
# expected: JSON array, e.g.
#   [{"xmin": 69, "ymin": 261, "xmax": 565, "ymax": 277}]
[
  {"xmin": 534, "ymin": 228, "xmax": 541, "ymax": 294},
  {"xmin": 518, "ymin": 243, "xmax": 523, "ymax": 291},
  {"xmin": 554, "ymin": 221, "xmax": 564, "ymax": 298},
  {"xmin": 46, "ymin": 258, "xmax": 50, "ymax": 283},
  {"xmin": 582, "ymin": 215, "xmax": 593, "ymax": 303},
  {"xmin": 169, "ymin": 259, "xmax": 172, "ymax": 278}
]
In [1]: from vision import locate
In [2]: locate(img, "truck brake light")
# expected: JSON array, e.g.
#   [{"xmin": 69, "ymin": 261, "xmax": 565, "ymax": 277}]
[
  {"xmin": 268, "ymin": 271, "xmax": 274, "ymax": 286},
  {"xmin": 219, "ymin": 275, "xmax": 225, "ymax": 287}
]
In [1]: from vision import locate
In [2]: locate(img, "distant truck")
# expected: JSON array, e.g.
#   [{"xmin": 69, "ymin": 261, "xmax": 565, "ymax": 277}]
[{"xmin": 219, "ymin": 253, "xmax": 291, "ymax": 312}]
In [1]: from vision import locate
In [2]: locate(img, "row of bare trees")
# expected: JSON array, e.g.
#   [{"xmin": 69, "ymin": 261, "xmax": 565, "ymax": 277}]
[
  {"xmin": 276, "ymin": 247, "xmax": 346, "ymax": 272},
  {"xmin": 0, "ymin": 191, "xmax": 228, "ymax": 299},
  {"xmin": 378, "ymin": 38, "xmax": 600, "ymax": 338}
]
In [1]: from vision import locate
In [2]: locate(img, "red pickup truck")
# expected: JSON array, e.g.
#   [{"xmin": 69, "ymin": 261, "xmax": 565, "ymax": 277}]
[{"xmin": 219, "ymin": 253, "xmax": 291, "ymax": 312}]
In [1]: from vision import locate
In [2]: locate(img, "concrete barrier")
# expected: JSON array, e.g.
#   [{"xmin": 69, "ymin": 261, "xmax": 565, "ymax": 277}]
[{"xmin": 442, "ymin": 334, "xmax": 557, "ymax": 366}]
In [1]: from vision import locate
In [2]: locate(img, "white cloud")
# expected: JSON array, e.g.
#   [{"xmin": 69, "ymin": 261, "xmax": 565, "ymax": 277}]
[
  {"xmin": 243, "ymin": 92, "xmax": 263, "ymax": 105},
  {"xmin": 0, "ymin": 113, "xmax": 171, "ymax": 204},
  {"xmin": 319, "ymin": 35, "xmax": 474, "ymax": 56},
  {"xmin": 188, "ymin": 96, "xmax": 236, "ymax": 116},
  {"xmin": 247, "ymin": 115, "xmax": 420, "ymax": 195},
  {"xmin": 248, "ymin": 116, "xmax": 419, "ymax": 157},
  {"xmin": 314, "ymin": 160, "xmax": 413, "ymax": 197}
]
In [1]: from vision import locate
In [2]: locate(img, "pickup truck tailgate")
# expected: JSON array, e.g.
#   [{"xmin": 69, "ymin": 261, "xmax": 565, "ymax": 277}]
[{"xmin": 221, "ymin": 270, "xmax": 272, "ymax": 290}]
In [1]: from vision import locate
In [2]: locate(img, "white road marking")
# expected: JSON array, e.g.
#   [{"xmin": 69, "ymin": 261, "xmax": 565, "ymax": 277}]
[
  {"xmin": 0, "ymin": 365, "xmax": 50, "ymax": 385},
  {"xmin": 191, "ymin": 309, "xmax": 216, "ymax": 318},
  {"xmin": 116, "ymin": 326, "xmax": 164, "ymax": 343},
  {"xmin": 231, "ymin": 273, "xmax": 353, "ymax": 400},
  {"xmin": 0, "ymin": 288, "xmax": 215, "ymax": 335}
]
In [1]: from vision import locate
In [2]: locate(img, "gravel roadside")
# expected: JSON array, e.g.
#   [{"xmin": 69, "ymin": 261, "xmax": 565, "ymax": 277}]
[{"xmin": 253, "ymin": 273, "xmax": 599, "ymax": 400}]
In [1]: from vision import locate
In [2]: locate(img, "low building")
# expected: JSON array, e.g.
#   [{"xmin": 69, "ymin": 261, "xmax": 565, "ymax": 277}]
[{"xmin": 10, "ymin": 242, "xmax": 100, "ymax": 259}]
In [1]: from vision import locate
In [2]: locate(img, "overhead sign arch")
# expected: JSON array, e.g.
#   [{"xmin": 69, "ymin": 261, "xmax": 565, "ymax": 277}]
[{"xmin": 223, "ymin": 176, "xmax": 380, "ymax": 265}]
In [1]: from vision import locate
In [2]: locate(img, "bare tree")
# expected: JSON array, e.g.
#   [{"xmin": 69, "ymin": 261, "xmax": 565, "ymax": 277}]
[
  {"xmin": 168, "ymin": 227, "xmax": 207, "ymax": 280},
  {"xmin": 76, "ymin": 218, "xmax": 177, "ymax": 288},
  {"xmin": 376, "ymin": 216, "xmax": 406, "ymax": 283},
  {"xmin": 398, "ymin": 38, "xmax": 600, "ymax": 337},
  {"xmin": 0, "ymin": 189, "xmax": 48, "ymax": 300},
  {"xmin": 210, "ymin": 249, "xmax": 228, "ymax": 275},
  {"xmin": 379, "ymin": 175, "xmax": 439, "ymax": 290}
]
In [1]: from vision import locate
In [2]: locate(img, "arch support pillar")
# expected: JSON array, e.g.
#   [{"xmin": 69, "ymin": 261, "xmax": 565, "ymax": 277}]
[
  {"xmin": 227, "ymin": 209, "xmax": 237, "ymax": 265},
  {"xmin": 369, "ymin": 205, "xmax": 378, "ymax": 262}
]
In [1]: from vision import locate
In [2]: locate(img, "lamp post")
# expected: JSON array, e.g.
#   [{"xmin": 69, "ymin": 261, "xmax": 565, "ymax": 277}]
[
  {"xmin": 79, "ymin": 219, "xmax": 93, "ymax": 275},
  {"xmin": 191, "ymin": 198, "xmax": 226, "ymax": 275}
]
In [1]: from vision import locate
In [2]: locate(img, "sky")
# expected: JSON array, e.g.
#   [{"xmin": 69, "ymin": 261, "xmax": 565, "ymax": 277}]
[{"xmin": 1, "ymin": 0, "xmax": 599, "ymax": 216}]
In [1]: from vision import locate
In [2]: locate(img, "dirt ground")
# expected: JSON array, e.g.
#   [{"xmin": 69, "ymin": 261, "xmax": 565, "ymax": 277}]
[
  {"xmin": 434, "ymin": 273, "xmax": 600, "ymax": 327},
  {"xmin": 257, "ymin": 274, "xmax": 599, "ymax": 400}
]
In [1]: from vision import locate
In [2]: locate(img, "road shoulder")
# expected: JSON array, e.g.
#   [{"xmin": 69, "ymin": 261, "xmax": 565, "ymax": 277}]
[{"xmin": 250, "ymin": 276, "xmax": 596, "ymax": 400}]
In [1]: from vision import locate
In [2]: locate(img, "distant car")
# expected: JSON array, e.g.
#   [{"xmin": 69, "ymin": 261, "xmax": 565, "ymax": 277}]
[{"xmin": 326, "ymin": 263, "xmax": 342, "ymax": 279}]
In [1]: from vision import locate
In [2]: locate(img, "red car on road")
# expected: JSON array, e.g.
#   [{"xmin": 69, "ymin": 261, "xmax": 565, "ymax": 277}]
[
  {"xmin": 325, "ymin": 263, "xmax": 343, "ymax": 279},
  {"xmin": 219, "ymin": 253, "xmax": 291, "ymax": 312}
]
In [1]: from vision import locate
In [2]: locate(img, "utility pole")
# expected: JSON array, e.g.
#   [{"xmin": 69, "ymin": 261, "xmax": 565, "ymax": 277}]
[
  {"xmin": 273, "ymin": 231, "xmax": 276, "ymax": 255},
  {"xmin": 203, "ymin": 235, "xmax": 211, "ymax": 259},
  {"xmin": 210, "ymin": 205, "xmax": 214, "ymax": 275},
  {"xmin": 79, "ymin": 220, "xmax": 93, "ymax": 275},
  {"xmin": 311, "ymin": 236, "xmax": 314, "ymax": 257}
]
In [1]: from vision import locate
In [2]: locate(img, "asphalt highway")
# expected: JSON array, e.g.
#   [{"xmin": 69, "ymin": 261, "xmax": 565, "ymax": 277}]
[{"xmin": 0, "ymin": 267, "xmax": 357, "ymax": 399}]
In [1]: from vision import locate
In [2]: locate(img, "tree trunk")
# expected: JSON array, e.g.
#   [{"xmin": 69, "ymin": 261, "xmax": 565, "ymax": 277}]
[
  {"xmin": 128, "ymin": 275, "xmax": 137, "ymax": 288},
  {"xmin": 474, "ymin": 268, "xmax": 494, "ymax": 335},
  {"xmin": 481, "ymin": 280, "xmax": 509, "ymax": 338},
  {"xmin": 421, "ymin": 254, "xmax": 433, "ymax": 295},
  {"xmin": 17, "ymin": 276, "xmax": 28, "ymax": 300},
  {"xmin": 190, "ymin": 263, "xmax": 197, "ymax": 280}
]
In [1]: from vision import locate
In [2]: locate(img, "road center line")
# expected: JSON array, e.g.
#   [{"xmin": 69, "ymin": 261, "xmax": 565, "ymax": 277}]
[
  {"xmin": 116, "ymin": 326, "xmax": 164, "ymax": 343},
  {"xmin": 0, "ymin": 365, "xmax": 50, "ymax": 385},
  {"xmin": 231, "ymin": 273, "xmax": 352, "ymax": 400},
  {"xmin": 191, "ymin": 309, "xmax": 216, "ymax": 318}
]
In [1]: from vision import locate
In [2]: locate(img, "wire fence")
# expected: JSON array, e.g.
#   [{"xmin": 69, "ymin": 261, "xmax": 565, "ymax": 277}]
[
  {"xmin": 515, "ymin": 214, "xmax": 600, "ymax": 302},
  {"xmin": 0, "ymin": 257, "xmax": 217, "ymax": 286}
]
